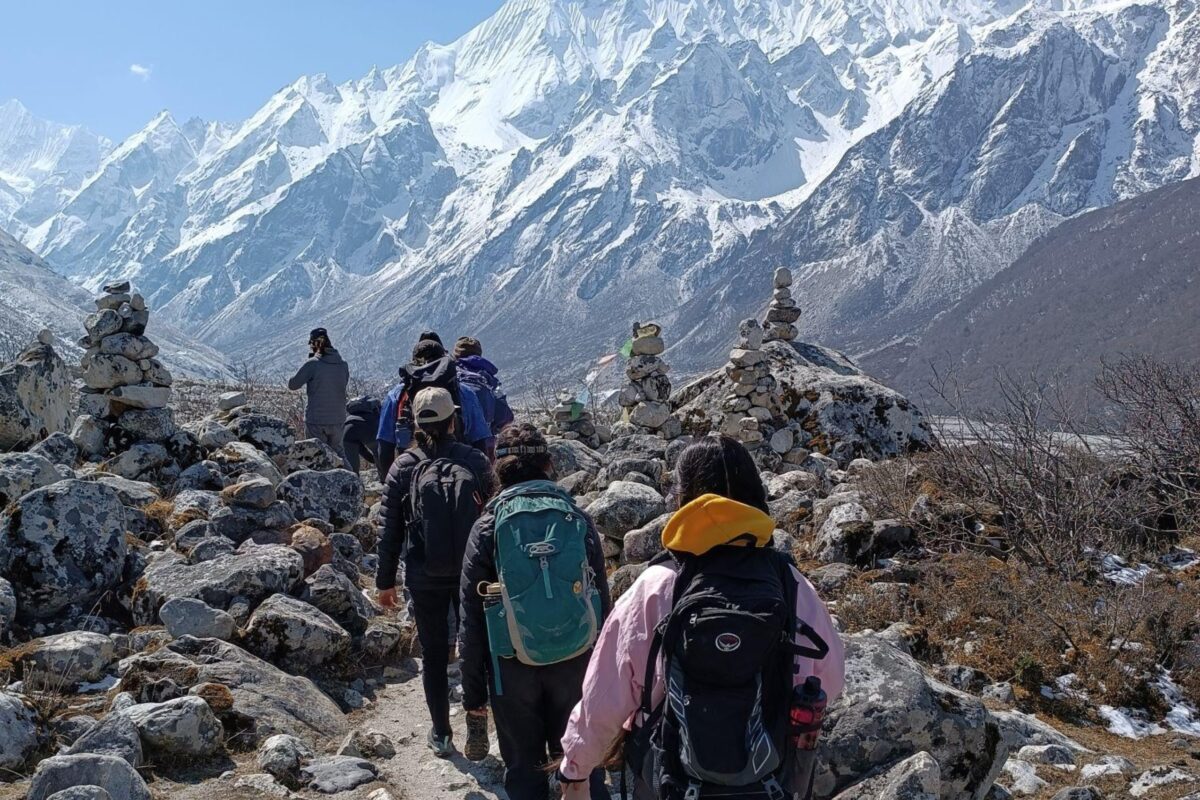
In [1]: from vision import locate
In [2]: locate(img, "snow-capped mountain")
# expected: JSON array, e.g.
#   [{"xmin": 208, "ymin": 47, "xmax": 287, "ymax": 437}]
[{"xmin": 2, "ymin": 0, "xmax": 1197, "ymax": 385}]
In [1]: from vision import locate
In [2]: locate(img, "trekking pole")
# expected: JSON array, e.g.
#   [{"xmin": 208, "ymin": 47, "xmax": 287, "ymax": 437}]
[{"xmin": 787, "ymin": 676, "xmax": 827, "ymax": 800}]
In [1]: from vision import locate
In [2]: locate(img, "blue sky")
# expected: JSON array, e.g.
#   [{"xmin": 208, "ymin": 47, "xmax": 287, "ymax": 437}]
[{"xmin": 0, "ymin": 0, "xmax": 504, "ymax": 141}]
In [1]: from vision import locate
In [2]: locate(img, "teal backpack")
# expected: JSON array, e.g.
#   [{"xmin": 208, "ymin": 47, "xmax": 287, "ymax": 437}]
[{"xmin": 482, "ymin": 480, "xmax": 602, "ymax": 695}]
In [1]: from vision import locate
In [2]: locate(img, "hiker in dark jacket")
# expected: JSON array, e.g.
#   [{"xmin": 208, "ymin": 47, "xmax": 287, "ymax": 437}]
[
  {"xmin": 376, "ymin": 336, "xmax": 491, "ymax": 479},
  {"xmin": 288, "ymin": 328, "xmax": 350, "ymax": 466},
  {"xmin": 458, "ymin": 423, "xmax": 610, "ymax": 799},
  {"xmin": 454, "ymin": 336, "xmax": 515, "ymax": 461},
  {"xmin": 343, "ymin": 395, "xmax": 381, "ymax": 474},
  {"xmin": 377, "ymin": 387, "xmax": 496, "ymax": 758}
]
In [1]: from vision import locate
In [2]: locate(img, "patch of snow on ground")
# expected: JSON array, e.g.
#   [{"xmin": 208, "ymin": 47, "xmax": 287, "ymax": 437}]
[
  {"xmin": 1099, "ymin": 705, "xmax": 1166, "ymax": 738},
  {"xmin": 1100, "ymin": 553, "xmax": 1153, "ymax": 585}
]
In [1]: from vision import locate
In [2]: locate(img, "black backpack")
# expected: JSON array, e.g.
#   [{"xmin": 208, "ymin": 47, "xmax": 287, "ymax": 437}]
[
  {"xmin": 626, "ymin": 546, "xmax": 829, "ymax": 800},
  {"xmin": 396, "ymin": 356, "xmax": 468, "ymax": 445},
  {"xmin": 408, "ymin": 444, "xmax": 484, "ymax": 578}
]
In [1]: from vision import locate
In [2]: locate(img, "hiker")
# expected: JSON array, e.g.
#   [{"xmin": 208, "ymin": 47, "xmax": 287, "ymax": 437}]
[
  {"xmin": 287, "ymin": 328, "xmax": 350, "ymax": 467},
  {"xmin": 376, "ymin": 387, "xmax": 496, "ymax": 758},
  {"xmin": 557, "ymin": 435, "xmax": 845, "ymax": 799},
  {"xmin": 376, "ymin": 334, "xmax": 490, "ymax": 479},
  {"xmin": 454, "ymin": 336, "xmax": 515, "ymax": 461},
  {"xmin": 343, "ymin": 395, "xmax": 381, "ymax": 474},
  {"xmin": 459, "ymin": 423, "xmax": 611, "ymax": 799}
]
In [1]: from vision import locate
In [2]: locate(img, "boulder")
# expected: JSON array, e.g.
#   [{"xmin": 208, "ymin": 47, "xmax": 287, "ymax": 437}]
[
  {"xmin": 21, "ymin": 631, "xmax": 115, "ymax": 687},
  {"xmin": 291, "ymin": 526, "xmax": 334, "ymax": 576},
  {"xmin": 222, "ymin": 475, "xmax": 277, "ymax": 509},
  {"xmin": 610, "ymin": 562, "xmax": 650, "ymax": 599},
  {"xmin": 0, "ymin": 342, "xmax": 74, "ymax": 450},
  {"xmin": 97, "ymin": 333, "xmax": 157, "ymax": 361},
  {"xmin": 244, "ymin": 594, "xmax": 351, "ymax": 671},
  {"xmin": 622, "ymin": 513, "xmax": 672, "ymax": 564},
  {"xmin": 121, "ymin": 696, "xmax": 224, "ymax": 758},
  {"xmin": 70, "ymin": 415, "xmax": 108, "ymax": 458},
  {"xmin": 106, "ymin": 384, "xmax": 170, "ymax": 411},
  {"xmin": 258, "ymin": 732, "xmax": 313, "ymax": 787},
  {"xmin": 301, "ymin": 755, "xmax": 378, "ymax": 793},
  {"xmin": 604, "ymin": 434, "xmax": 669, "ymax": 461},
  {"xmin": 229, "ymin": 414, "xmax": 295, "ymax": 457},
  {"xmin": 92, "ymin": 475, "xmax": 159, "ymax": 507},
  {"xmin": 302, "ymin": 564, "xmax": 375, "ymax": 636},
  {"xmin": 282, "ymin": 438, "xmax": 343, "ymax": 473},
  {"xmin": 159, "ymin": 597, "xmax": 236, "ymax": 641},
  {"xmin": 132, "ymin": 545, "xmax": 305, "ymax": 625},
  {"xmin": 66, "ymin": 712, "xmax": 143, "ymax": 767},
  {"xmin": 547, "ymin": 438, "xmax": 605, "ymax": 479},
  {"xmin": 218, "ymin": 391, "xmax": 248, "ymax": 411},
  {"xmin": 27, "ymin": 754, "xmax": 151, "ymax": 800},
  {"xmin": 815, "ymin": 633, "xmax": 1008, "ymax": 800},
  {"xmin": 212, "ymin": 441, "xmax": 284, "ymax": 486},
  {"xmin": 174, "ymin": 459, "xmax": 226, "ymax": 492},
  {"xmin": 0, "ymin": 691, "xmax": 40, "ymax": 772},
  {"xmin": 277, "ymin": 470, "xmax": 364, "ymax": 529},
  {"xmin": 81, "ymin": 354, "xmax": 141, "ymax": 390},
  {"xmin": 208, "ymin": 501, "xmax": 296, "ymax": 544},
  {"xmin": 0, "ymin": 451, "xmax": 60, "ymax": 505},
  {"xmin": 585, "ymin": 481, "xmax": 668, "ymax": 540},
  {"xmin": 185, "ymin": 418, "xmax": 237, "ymax": 450},
  {"xmin": 832, "ymin": 751, "xmax": 941, "ymax": 800},
  {"xmin": 45, "ymin": 787, "xmax": 113, "ymax": 800},
  {"xmin": 102, "ymin": 443, "xmax": 170, "ymax": 481},
  {"xmin": 0, "ymin": 480, "xmax": 126, "ymax": 622},
  {"xmin": 597, "ymin": 457, "xmax": 664, "ymax": 489},
  {"xmin": 0, "ymin": 577, "xmax": 15, "ymax": 639},
  {"xmin": 114, "ymin": 407, "xmax": 174, "ymax": 442},
  {"xmin": 813, "ymin": 502, "xmax": 873, "ymax": 564}
]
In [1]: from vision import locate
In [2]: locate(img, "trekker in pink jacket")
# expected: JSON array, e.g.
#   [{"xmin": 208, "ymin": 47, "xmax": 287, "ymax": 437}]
[{"xmin": 557, "ymin": 435, "xmax": 845, "ymax": 799}]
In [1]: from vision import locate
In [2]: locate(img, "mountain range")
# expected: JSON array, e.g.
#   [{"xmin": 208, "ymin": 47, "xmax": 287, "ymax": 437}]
[{"xmin": 1, "ymin": 0, "xmax": 1197, "ymax": 389}]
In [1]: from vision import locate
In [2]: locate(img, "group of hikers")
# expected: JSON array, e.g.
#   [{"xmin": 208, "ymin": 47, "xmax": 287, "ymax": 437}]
[{"xmin": 288, "ymin": 327, "xmax": 846, "ymax": 800}]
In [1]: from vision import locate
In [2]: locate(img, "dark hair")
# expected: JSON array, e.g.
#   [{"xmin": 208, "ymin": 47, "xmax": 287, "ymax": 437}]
[
  {"xmin": 412, "ymin": 339, "xmax": 446, "ymax": 364},
  {"xmin": 454, "ymin": 336, "xmax": 483, "ymax": 359},
  {"xmin": 674, "ymin": 435, "xmax": 768, "ymax": 513},
  {"xmin": 413, "ymin": 415, "xmax": 455, "ymax": 451},
  {"xmin": 418, "ymin": 330, "xmax": 443, "ymax": 346},
  {"xmin": 309, "ymin": 327, "xmax": 332, "ymax": 354},
  {"xmin": 495, "ymin": 423, "xmax": 553, "ymax": 488}
]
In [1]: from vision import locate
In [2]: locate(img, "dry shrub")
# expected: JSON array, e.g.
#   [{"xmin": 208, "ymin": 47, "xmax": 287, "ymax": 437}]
[{"xmin": 836, "ymin": 554, "xmax": 1200, "ymax": 717}]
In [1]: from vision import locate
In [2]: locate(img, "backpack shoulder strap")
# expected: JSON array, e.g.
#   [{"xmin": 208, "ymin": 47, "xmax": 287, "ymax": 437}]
[
  {"xmin": 636, "ymin": 554, "xmax": 696, "ymax": 719},
  {"xmin": 774, "ymin": 552, "xmax": 831, "ymax": 662}
]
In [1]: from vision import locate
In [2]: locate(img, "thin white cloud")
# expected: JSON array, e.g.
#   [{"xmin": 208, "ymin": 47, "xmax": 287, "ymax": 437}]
[{"xmin": 129, "ymin": 63, "xmax": 152, "ymax": 81}]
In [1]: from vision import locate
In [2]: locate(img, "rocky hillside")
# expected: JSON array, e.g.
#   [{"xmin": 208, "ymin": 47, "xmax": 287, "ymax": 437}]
[{"xmin": 863, "ymin": 175, "xmax": 1200, "ymax": 408}]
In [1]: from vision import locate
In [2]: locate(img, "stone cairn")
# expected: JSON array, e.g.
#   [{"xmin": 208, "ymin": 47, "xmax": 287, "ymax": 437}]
[
  {"xmin": 74, "ymin": 280, "xmax": 182, "ymax": 472},
  {"xmin": 552, "ymin": 389, "xmax": 601, "ymax": 448},
  {"xmin": 619, "ymin": 322, "xmax": 681, "ymax": 440},
  {"xmin": 763, "ymin": 267, "xmax": 800, "ymax": 342},
  {"xmin": 719, "ymin": 319, "xmax": 782, "ymax": 450}
]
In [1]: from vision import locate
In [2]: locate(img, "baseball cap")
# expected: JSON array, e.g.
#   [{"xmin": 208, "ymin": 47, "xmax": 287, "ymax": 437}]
[{"xmin": 413, "ymin": 387, "xmax": 456, "ymax": 424}]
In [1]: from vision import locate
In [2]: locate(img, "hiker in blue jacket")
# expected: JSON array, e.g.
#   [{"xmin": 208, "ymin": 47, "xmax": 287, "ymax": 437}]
[
  {"xmin": 375, "ymin": 333, "xmax": 490, "ymax": 480},
  {"xmin": 454, "ymin": 336, "xmax": 515, "ymax": 461}
]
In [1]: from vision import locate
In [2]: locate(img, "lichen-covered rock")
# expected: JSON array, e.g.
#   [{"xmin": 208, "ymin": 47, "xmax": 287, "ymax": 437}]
[
  {"xmin": 92, "ymin": 475, "xmax": 160, "ymax": 507},
  {"xmin": 121, "ymin": 696, "xmax": 224, "ymax": 758},
  {"xmin": 221, "ymin": 475, "xmax": 277, "ymax": 509},
  {"xmin": 277, "ymin": 470, "xmax": 364, "ymax": 529},
  {"xmin": 66, "ymin": 712, "xmax": 144, "ymax": 767},
  {"xmin": 258, "ymin": 732, "xmax": 313, "ymax": 787},
  {"xmin": 208, "ymin": 501, "xmax": 296, "ymax": 544},
  {"xmin": 0, "ymin": 691, "xmax": 40, "ymax": 772},
  {"xmin": 21, "ymin": 631, "xmax": 115, "ymax": 686},
  {"xmin": 0, "ymin": 451, "xmax": 60, "ymax": 505},
  {"xmin": 282, "ymin": 438, "xmax": 344, "ymax": 473},
  {"xmin": 0, "ymin": 577, "xmax": 15, "ymax": 639},
  {"xmin": 585, "ymin": 481, "xmax": 667, "ymax": 541},
  {"xmin": 27, "ymin": 754, "xmax": 151, "ymax": 800},
  {"xmin": 212, "ymin": 441, "xmax": 284, "ymax": 486},
  {"xmin": 118, "ymin": 636, "xmax": 347, "ymax": 744},
  {"xmin": 301, "ymin": 565, "xmax": 376, "ymax": 636},
  {"xmin": 70, "ymin": 415, "xmax": 108, "ymax": 458},
  {"xmin": 831, "ymin": 751, "xmax": 941, "ymax": 800},
  {"xmin": 244, "ymin": 594, "xmax": 351, "ymax": 671},
  {"xmin": 547, "ymin": 438, "xmax": 605, "ymax": 479},
  {"xmin": 816, "ymin": 633, "xmax": 1007, "ymax": 799},
  {"xmin": 675, "ymin": 341, "xmax": 933, "ymax": 466},
  {"xmin": 115, "ymin": 407, "xmax": 175, "ymax": 443},
  {"xmin": 185, "ymin": 418, "xmax": 237, "ymax": 450},
  {"xmin": 0, "ymin": 480, "xmax": 126, "ymax": 622},
  {"xmin": 622, "ymin": 513, "xmax": 672, "ymax": 565},
  {"xmin": 132, "ymin": 545, "xmax": 305, "ymax": 625},
  {"xmin": 159, "ymin": 597, "xmax": 236, "ymax": 641},
  {"xmin": 30, "ymin": 431, "xmax": 79, "ymax": 467},
  {"xmin": 229, "ymin": 413, "xmax": 295, "ymax": 457},
  {"xmin": 173, "ymin": 459, "xmax": 226, "ymax": 493},
  {"xmin": 610, "ymin": 562, "xmax": 650, "ymax": 599},
  {"xmin": 813, "ymin": 502, "xmax": 872, "ymax": 564},
  {"xmin": 0, "ymin": 341, "xmax": 74, "ymax": 450},
  {"xmin": 81, "ymin": 353, "xmax": 142, "ymax": 390},
  {"xmin": 102, "ymin": 443, "xmax": 171, "ymax": 481},
  {"xmin": 301, "ymin": 755, "xmax": 378, "ymax": 793}
]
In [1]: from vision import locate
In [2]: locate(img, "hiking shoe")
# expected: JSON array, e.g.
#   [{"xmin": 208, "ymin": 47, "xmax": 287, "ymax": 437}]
[
  {"xmin": 464, "ymin": 712, "xmax": 489, "ymax": 761},
  {"xmin": 428, "ymin": 729, "xmax": 454, "ymax": 759}
]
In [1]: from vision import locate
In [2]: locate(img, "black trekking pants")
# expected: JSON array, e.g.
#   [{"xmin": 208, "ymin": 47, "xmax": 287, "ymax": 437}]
[
  {"xmin": 491, "ymin": 653, "xmax": 608, "ymax": 800},
  {"xmin": 408, "ymin": 585, "xmax": 461, "ymax": 738},
  {"xmin": 344, "ymin": 437, "xmax": 376, "ymax": 474}
]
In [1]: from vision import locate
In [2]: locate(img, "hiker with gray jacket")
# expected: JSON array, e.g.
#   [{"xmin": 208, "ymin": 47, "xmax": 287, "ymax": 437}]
[{"xmin": 288, "ymin": 327, "xmax": 351, "ymax": 466}]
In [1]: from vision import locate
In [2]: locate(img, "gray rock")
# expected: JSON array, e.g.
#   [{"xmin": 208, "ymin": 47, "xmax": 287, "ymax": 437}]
[
  {"xmin": 115, "ymin": 407, "xmax": 175, "ymax": 443},
  {"xmin": 814, "ymin": 502, "xmax": 873, "ymax": 564},
  {"xmin": 282, "ymin": 438, "xmax": 343, "ymax": 473},
  {"xmin": 121, "ymin": 695, "xmax": 223, "ymax": 758},
  {"xmin": 186, "ymin": 418, "xmax": 237, "ymax": 450},
  {"xmin": 234, "ymin": 773, "xmax": 294, "ymax": 797},
  {"xmin": 0, "ymin": 480, "xmax": 127, "ymax": 622},
  {"xmin": 610, "ymin": 562, "xmax": 650, "ymax": 599},
  {"xmin": 0, "ymin": 691, "xmax": 40, "ymax": 771},
  {"xmin": 0, "ymin": 343, "xmax": 75, "ymax": 450},
  {"xmin": 1017, "ymin": 744, "xmax": 1075, "ymax": 765},
  {"xmin": 45, "ymin": 787, "xmax": 113, "ymax": 800},
  {"xmin": 597, "ymin": 457, "xmax": 664, "ymax": 489},
  {"xmin": 301, "ymin": 565, "xmax": 376, "ymax": 636},
  {"xmin": 21, "ymin": 631, "xmax": 115, "ymax": 687},
  {"xmin": 932, "ymin": 665, "xmax": 992, "ymax": 694},
  {"xmin": 992, "ymin": 710, "xmax": 1089, "ymax": 754},
  {"xmin": 118, "ymin": 636, "xmax": 347, "ymax": 744},
  {"xmin": 360, "ymin": 618, "xmax": 405, "ymax": 663},
  {"xmin": 0, "ymin": 577, "xmax": 16, "ymax": 639},
  {"xmin": 222, "ymin": 475, "xmax": 278, "ymax": 509},
  {"xmin": 277, "ymin": 470, "xmax": 364, "ymax": 529},
  {"xmin": 337, "ymin": 730, "xmax": 396, "ymax": 760},
  {"xmin": 258, "ymin": 732, "xmax": 313, "ymax": 787},
  {"xmin": 0, "ymin": 451, "xmax": 61, "ymax": 504},
  {"xmin": 188, "ymin": 537, "xmax": 237, "ymax": 564},
  {"xmin": 301, "ymin": 755, "xmax": 378, "ymax": 794},
  {"xmin": 52, "ymin": 715, "xmax": 98, "ymax": 746},
  {"xmin": 107, "ymin": 384, "xmax": 170, "ymax": 411},
  {"xmin": 84, "ymin": 309, "xmax": 122, "ymax": 341},
  {"xmin": 621, "ymin": 512, "xmax": 672, "ymax": 564},
  {"xmin": 102, "ymin": 443, "xmax": 171, "ymax": 481},
  {"xmin": 81, "ymin": 354, "xmax": 141, "ymax": 390},
  {"xmin": 1002, "ymin": 759, "xmax": 1047, "ymax": 796},
  {"xmin": 208, "ymin": 501, "xmax": 296, "ymax": 544},
  {"xmin": 230, "ymin": 414, "xmax": 296, "ymax": 457},
  {"xmin": 1049, "ymin": 788, "xmax": 1103, "ymax": 800},
  {"xmin": 807, "ymin": 563, "xmax": 856, "ymax": 594},
  {"xmin": 97, "ymin": 333, "xmax": 157, "ymax": 361},
  {"xmin": 832, "ymin": 751, "xmax": 941, "ymax": 800},
  {"xmin": 173, "ymin": 459, "xmax": 226, "ymax": 492},
  {"xmin": 585, "ymin": 480, "xmax": 667, "ymax": 540},
  {"xmin": 212, "ymin": 441, "xmax": 284, "ymax": 486},
  {"xmin": 218, "ymin": 391, "xmax": 248, "ymax": 411},
  {"xmin": 1080, "ymin": 755, "xmax": 1135, "ymax": 780},
  {"xmin": 815, "ymin": 633, "xmax": 1008, "ymax": 800},
  {"xmin": 132, "ymin": 545, "xmax": 305, "ymax": 625},
  {"xmin": 66, "ymin": 712, "xmax": 143, "ymax": 767},
  {"xmin": 159, "ymin": 597, "xmax": 236, "ymax": 641},
  {"xmin": 92, "ymin": 475, "xmax": 160, "ymax": 507},
  {"xmin": 27, "ymin": 754, "xmax": 151, "ymax": 800},
  {"xmin": 244, "ymin": 594, "xmax": 351, "ymax": 670},
  {"xmin": 70, "ymin": 415, "xmax": 108, "ymax": 458},
  {"xmin": 547, "ymin": 438, "xmax": 605, "ymax": 479},
  {"xmin": 982, "ymin": 682, "xmax": 1016, "ymax": 704},
  {"xmin": 1129, "ymin": 766, "xmax": 1193, "ymax": 797}
]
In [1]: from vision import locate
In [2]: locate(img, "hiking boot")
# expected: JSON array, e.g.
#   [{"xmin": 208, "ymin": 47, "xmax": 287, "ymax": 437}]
[
  {"xmin": 464, "ymin": 712, "xmax": 489, "ymax": 761},
  {"xmin": 427, "ymin": 729, "xmax": 453, "ymax": 759}
]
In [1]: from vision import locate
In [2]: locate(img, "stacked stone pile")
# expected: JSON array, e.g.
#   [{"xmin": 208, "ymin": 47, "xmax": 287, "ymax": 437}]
[
  {"xmin": 717, "ymin": 318, "xmax": 783, "ymax": 452},
  {"xmin": 618, "ymin": 322, "xmax": 681, "ymax": 440},
  {"xmin": 552, "ymin": 389, "xmax": 601, "ymax": 448},
  {"xmin": 763, "ymin": 267, "xmax": 800, "ymax": 342}
]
